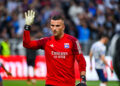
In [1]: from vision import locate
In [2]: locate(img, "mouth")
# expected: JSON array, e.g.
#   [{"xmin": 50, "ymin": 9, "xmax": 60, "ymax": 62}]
[{"xmin": 53, "ymin": 31, "xmax": 57, "ymax": 34}]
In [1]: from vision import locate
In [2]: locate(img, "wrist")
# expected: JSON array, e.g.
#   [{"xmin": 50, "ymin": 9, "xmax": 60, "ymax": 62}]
[
  {"xmin": 24, "ymin": 25, "xmax": 31, "ymax": 30},
  {"xmin": 80, "ymin": 75, "xmax": 86, "ymax": 83}
]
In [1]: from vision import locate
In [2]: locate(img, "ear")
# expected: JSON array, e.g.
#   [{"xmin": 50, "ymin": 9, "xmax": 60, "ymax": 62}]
[{"xmin": 63, "ymin": 24, "xmax": 65, "ymax": 31}]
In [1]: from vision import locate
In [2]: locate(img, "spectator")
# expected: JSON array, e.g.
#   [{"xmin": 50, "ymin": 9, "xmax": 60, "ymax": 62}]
[
  {"xmin": 68, "ymin": 1, "xmax": 84, "ymax": 25},
  {"xmin": 88, "ymin": 2, "xmax": 96, "ymax": 17},
  {"xmin": 7, "ymin": 0, "xmax": 19, "ymax": 14},
  {"xmin": 0, "ymin": 37, "xmax": 11, "ymax": 57},
  {"xmin": 76, "ymin": 21, "xmax": 90, "ymax": 54},
  {"xmin": 0, "ymin": 0, "xmax": 119, "ymax": 55}
]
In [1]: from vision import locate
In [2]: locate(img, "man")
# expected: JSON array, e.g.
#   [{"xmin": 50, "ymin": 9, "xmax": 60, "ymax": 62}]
[
  {"xmin": 0, "ymin": 62, "xmax": 12, "ymax": 86},
  {"xmin": 89, "ymin": 35, "xmax": 113, "ymax": 86},
  {"xmin": 0, "ymin": 37, "xmax": 10, "ymax": 57},
  {"xmin": 23, "ymin": 10, "xmax": 87, "ymax": 86}
]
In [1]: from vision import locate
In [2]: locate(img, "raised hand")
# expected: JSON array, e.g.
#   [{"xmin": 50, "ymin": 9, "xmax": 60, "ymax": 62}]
[{"xmin": 25, "ymin": 10, "xmax": 35, "ymax": 25}]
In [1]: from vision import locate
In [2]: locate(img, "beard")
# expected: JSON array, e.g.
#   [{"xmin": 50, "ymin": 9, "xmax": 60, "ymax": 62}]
[{"xmin": 53, "ymin": 31, "xmax": 63, "ymax": 39}]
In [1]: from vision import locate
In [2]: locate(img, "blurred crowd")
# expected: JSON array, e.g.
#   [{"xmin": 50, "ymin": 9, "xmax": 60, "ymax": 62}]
[{"xmin": 0, "ymin": 0, "xmax": 120, "ymax": 54}]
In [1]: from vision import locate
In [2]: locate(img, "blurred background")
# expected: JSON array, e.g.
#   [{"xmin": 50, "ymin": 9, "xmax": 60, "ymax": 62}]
[
  {"xmin": 0, "ymin": 0, "xmax": 120, "ymax": 55},
  {"xmin": 0, "ymin": 0, "xmax": 120, "ymax": 86}
]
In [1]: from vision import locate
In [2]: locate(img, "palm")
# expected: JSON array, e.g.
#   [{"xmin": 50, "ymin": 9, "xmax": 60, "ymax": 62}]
[{"xmin": 25, "ymin": 10, "xmax": 35, "ymax": 25}]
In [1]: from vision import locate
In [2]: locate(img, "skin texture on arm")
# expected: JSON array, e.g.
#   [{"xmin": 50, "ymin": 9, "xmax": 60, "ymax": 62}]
[
  {"xmin": 100, "ymin": 55, "xmax": 109, "ymax": 66},
  {"xmin": 80, "ymin": 70, "xmax": 86, "ymax": 76},
  {"xmin": 89, "ymin": 51, "xmax": 93, "ymax": 70},
  {"xmin": 100, "ymin": 55, "xmax": 113, "ymax": 73}
]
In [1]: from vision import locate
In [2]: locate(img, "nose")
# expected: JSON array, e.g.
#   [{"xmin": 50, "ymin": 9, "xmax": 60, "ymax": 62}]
[{"xmin": 53, "ymin": 26, "xmax": 56, "ymax": 31}]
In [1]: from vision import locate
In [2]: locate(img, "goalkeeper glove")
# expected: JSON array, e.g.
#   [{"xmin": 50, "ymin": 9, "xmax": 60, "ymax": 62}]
[
  {"xmin": 76, "ymin": 75, "xmax": 87, "ymax": 86},
  {"xmin": 24, "ymin": 10, "xmax": 35, "ymax": 30}
]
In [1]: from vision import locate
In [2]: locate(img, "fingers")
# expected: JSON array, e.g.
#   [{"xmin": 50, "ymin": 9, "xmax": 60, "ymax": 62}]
[
  {"xmin": 28, "ymin": 10, "xmax": 30, "ymax": 17},
  {"xmin": 25, "ymin": 10, "xmax": 35, "ymax": 17},
  {"xmin": 25, "ymin": 12, "xmax": 27, "ymax": 19},
  {"xmin": 30, "ymin": 10, "xmax": 35, "ymax": 18},
  {"xmin": 24, "ymin": 10, "xmax": 35, "ymax": 25},
  {"xmin": 32, "ymin": 10, "xmax": 35, "ymax": 18}
]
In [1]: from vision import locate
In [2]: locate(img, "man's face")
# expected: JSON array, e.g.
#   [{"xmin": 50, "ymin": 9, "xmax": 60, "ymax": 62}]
[
  {"xmin": 50, "ymin": 19, "xmax": 65, "ymax": 37},
  {"xmin": 104, "ymin": 37, "xmax": 109, "ymax": 45}
]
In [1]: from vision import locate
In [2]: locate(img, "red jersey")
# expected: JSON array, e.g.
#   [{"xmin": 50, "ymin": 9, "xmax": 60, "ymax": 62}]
[{"xmin": 23, "ymin": 30, "xmax": 86, "ymax": 86}]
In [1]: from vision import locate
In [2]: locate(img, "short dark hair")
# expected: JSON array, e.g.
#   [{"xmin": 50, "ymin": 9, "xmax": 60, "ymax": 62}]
[
  {"xmin": 100, "ymin": 34, "xmax": 109, "ymax": 39},
  {"xmin": 50, "ymin": 15, "xmax": 64, "ymax": 21}
]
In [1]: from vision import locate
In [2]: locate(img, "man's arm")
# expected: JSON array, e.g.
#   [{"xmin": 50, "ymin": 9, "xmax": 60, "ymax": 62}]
[
  {"xmin": 100, "ymin": 55, "xmax": 113, "ymax": 72},
  {"xmin": 72, "ymin": 40, "xmax": 86, "ymax": 76},
  {"xmin": 75, "ymin": 54, "xmax": 86, "ymax": 75},
  {"xmin": 75, "ymin": 54, "xmax": 87, "ymax": 86},
  {"xmin": 71, "ymin": 39, "xmax": 86, "ymax": 86},
  {"xmin": 101, "ymin": 55, "xmax": 109, "ymax": 66},
  {"xmin": 23, "ymin": 10, "xmax": 38, "ymax": 49},
  {"xmin": 23, "ymin": 30, "xmax": 39, "ymax": 49},
  {"xmin": 23, "ymin": 30, "xmax": 49, "ymax": 49},
  {"xmin": 75, "ymin": 54, "xmax": 86, "ymax": 84},
  {"xmin": 23, "ymin": 10, "xmax": 49, "ymax": 49},
  {"xmin": 89, "ymin": 51, "xmax": 93, "ymax": 70},
  {"xmin": 100, "ymin": 47, "xmax": 113, "ymax": 72},
  {"xmin": 1, "ymin": 64, "xmax": 12, "ymax": 76}
]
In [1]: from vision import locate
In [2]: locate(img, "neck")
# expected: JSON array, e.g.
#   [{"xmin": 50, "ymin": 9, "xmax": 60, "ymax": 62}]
[{"xmin": 55, "ymin": 32, "xmax": 64, "ymax": 40}]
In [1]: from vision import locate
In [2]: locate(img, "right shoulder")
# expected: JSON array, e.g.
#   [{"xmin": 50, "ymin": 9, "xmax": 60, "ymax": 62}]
[
  {"xmin": 38, "ymin": 37, "xmax": 52, "ymax": 41},
  {"xmin": 36, "ymin": 37, "xmax": 52, "ymax": 49}
]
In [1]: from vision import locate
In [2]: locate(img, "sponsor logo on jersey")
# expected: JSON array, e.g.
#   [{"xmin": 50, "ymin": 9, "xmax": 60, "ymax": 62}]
[
  {"xmin": 51, "ymin": 51, "xmax": 68, "ymax": 59},
  {"xmin": 64, "ymin": 43, "xmax": 69, "ymax": 48}
]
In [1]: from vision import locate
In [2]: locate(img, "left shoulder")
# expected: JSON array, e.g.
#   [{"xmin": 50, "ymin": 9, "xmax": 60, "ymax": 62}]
[{"xmin": 65, "ymin": 34, "xmax": 78, "ymax": 42}]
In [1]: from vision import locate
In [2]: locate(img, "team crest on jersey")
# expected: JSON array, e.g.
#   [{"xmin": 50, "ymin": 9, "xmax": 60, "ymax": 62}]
[
  {"xmin": 50, "ymin": 44, "xmax": 54, "ymax": 47},
  {"xmin": 64, "ymin": 43, "xmax": 69, "ymax": 48}
]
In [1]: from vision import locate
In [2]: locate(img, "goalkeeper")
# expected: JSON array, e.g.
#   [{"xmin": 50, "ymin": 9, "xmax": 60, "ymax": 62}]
[{"xmin": 23, "ymin": 10, "xmax": 87, "ymax": 86}]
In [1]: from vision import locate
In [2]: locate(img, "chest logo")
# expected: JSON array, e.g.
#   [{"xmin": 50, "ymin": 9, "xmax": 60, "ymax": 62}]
[
  {"xmin": 50, "ymin": 44, "xmax": 54, "ymax": 47},
  {"xmin": 64, "ymin": 43, "xmax": 69, "ymax": 48}
]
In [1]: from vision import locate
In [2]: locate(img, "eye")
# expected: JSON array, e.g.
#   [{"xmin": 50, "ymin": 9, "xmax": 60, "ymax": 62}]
[
  {"xmin": 51, "ymin": 24, "xmax": 54, "ymax": 27},
  {"xmin": 56, "ymin": 25, "xmax": 60, "ymax": 27}
]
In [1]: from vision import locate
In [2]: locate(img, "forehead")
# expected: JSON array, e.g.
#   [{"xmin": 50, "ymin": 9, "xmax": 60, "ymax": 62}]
[
  {"xmin": 104, "ymin": 37, "xmax": 109, "ymax": 40},
  {"xmin": 50, "ymin": 19, "xmax": 64, "ymax": 25}
]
